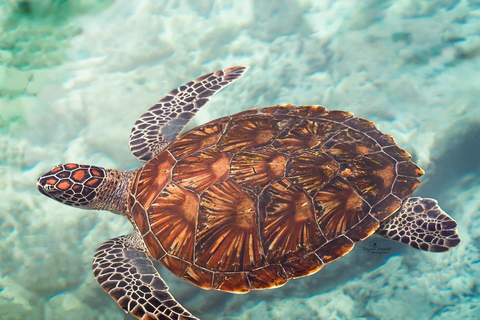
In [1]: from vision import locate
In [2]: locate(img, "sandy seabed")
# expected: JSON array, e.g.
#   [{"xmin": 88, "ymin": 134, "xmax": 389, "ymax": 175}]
[{"xmin": 1, "ymin": 1, "xmax": 479, "ymax": 319}]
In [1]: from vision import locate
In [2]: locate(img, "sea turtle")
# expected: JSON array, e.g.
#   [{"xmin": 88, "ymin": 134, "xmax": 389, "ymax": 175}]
[{"xmin": 37, "ymin": 66, "xmax": 460, "ymax": 320}]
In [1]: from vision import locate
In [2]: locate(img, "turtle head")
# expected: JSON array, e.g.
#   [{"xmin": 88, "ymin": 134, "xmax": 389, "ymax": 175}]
[{"xmin": 37, "ymin": 163, "xmax": 107, "ymax": 209}]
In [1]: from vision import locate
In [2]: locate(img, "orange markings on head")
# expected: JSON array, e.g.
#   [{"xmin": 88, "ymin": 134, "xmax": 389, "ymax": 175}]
[
  {"xmin": 46, "ymin": 179, "xmax": 57, "ymax": 185},
  {"xmin": 90, "ymin": 169, "xmax": 101, "ymax": 176},
  {"xmin": 50, "ymin": 166, "xmax": 62, "ymax": 173},
  {"xmin": 72, "ymin": 170, "xmax": 87, "ymax": 182},
  {"xmin": 57, "ymin": 181, "xmax": 72, "ymax": 190},
  {"xmin": 86, "ymin": 178, "xmax": 99, "ymax": 187},
  {"xmin": 65, "ymin": 163, "xmax": 79, "ymax": 169}
]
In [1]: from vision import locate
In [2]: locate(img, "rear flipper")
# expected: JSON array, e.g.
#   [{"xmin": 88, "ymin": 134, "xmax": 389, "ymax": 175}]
[{"xmin": 377, "ymin": 197, "xmax": 461, "ymax": 252}]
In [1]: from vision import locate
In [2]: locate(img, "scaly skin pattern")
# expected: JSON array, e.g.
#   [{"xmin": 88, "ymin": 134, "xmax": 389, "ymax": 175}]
[{"xmin": 378, "ymin": 197, "xmax": 460, "ymax": 252}]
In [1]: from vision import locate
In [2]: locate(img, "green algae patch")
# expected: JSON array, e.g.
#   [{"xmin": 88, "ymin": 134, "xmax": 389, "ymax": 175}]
[{"xmin": 0, "ymin": 0, "xmax": 113, "ymax": 98}]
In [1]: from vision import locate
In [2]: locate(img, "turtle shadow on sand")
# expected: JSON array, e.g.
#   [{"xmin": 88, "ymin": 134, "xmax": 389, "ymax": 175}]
[
  {"xmin": 172, "ymin": 239, "xmax": 406, "ymax": 319},
  {"xmin": 420, "ymin": 120, "xmax": 480, "ymax": 207}
]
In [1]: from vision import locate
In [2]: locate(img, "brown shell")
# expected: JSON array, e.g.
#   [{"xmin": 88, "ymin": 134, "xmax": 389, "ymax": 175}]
[{"xmin": 128, "ymin": 104, "xmax": 423, "ymax": 293}]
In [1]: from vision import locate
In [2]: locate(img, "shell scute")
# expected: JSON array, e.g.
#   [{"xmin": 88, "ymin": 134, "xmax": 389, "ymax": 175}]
[
  {"xmin": 273, "ymin": 119, "xmax": 343, "ymax": 153},
  {"xmin": 340, "ymin": 152, "xmax": 397, "ymax": 206},
  {"xmin": 283, "ymin": 252, "xmax": 324, "ymax": 279},
  {"xmin": 322, "ymin": 129, "xmax": 380, "ymax": 162},
  {"xmin": 230, "ymin": 147, "xmax": 288, "ymax": 192},
  {"xmin": 213, "ymin": 272, "xmax": 250, "ymax": 293},
  {"xmin": 161, "ymin": 255, "xmax": 190, "ymax": 277},
  {"xmin": 344, "ymin": 214, "xmax": 380, "ymax": 242},
  {"xmin": 366, "ymin": 129, "xmax": 397, "ymax": 147},
  {"xmin": 168, "ymin": 121, "xmax": 227, "ymax": 159},
  {"xmin": 182, "ymin": 265, "xmax": 214, "ymax": 290},
  {"xmin": 143, "ymin": 231, "xmax": 167, "ymax": 260},
  {"xmin": 370, "ymin": 194, "xmax": 403, "ymax": 221},
  {"xmin": 288, "ymin": 105, "xmax": 327, "ymax": 117},
  {"xmin": 344, "ymin": 116, "xmax": 377, "ymax": 132},
  {"xmin": 392, "ymin": 176, "xmax": 421, "ymax": 199},
  {"xmin": 217, "ymin": 115, "xmax": 292, "ymax": 152},
  {"xmin": 148, "ymin": 183, "xmax": 198, "ymax": 261},
  {"xmin": 315, "ymin": 177, "xmax": 370, "ymax": 240},
  {"xmin": 383, "ymin": 145, "xmax": 412, "ymax": 162},
  {"xmin": 397, "ymin": 161, "xmax": 424, "ymax": 177},
  {"xmin": 315, "ymin": 235, "xmax": 355, "ymax": 264},
  {"xmin": 195, "ymin": 180, "xmax": 264, "ymax": 272},
  {"xmin": 136, "ymin": 151, "xmax": 176, "ymax": 209},
  {"xmin": 318, "ymin": 110, "xmax": 354, "ymax": 121},
  {"xmin": 131, "ymin": 200, "xmax": 149, "ymax": 235},
  {"xmin": 259, "ymin": 104, "xmax": 294, "ymax": 115},
  {"xmin": 286, "ymin": 151, "xmax": 340, "ymax": 196},
  {"xmin": 173, "ymin": 147, "xmax": 231, "ymax": 193},
  {"xmin": 246, "ymin": 264, "xmax": 288, "ymax": 290},
  {"xmin": 261, "ymin": 179, "xmax": 326, "ymax": 263}
]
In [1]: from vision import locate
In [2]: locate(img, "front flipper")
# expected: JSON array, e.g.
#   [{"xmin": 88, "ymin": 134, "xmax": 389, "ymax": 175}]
[
  {"xmin": 93, "ymin": 234, "xmax": 198, "ymax": 320},
  {"xmin": 129, "ymin": 66, "xmax": 248, "ymax": 161},
  {"xmin": 377, "ymin": 197, "xmax": 461, "ymax": 252}
]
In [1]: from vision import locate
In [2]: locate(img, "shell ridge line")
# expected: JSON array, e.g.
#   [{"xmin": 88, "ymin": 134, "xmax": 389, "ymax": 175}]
[
  {"xmin": 229, "ymin": 178, "xmax": 268, "ymax": 264},
  {"xmin": 268, "ymin": 115, "xmax": 305, "ymax": 147},
  {"xmin": 149, "ymin": 150, "xmax": 178, "ymax": 209},
  {"xmin": 192, "ymin": 178, "xmax": 201, "ymax": 273},
  {"xmin": 253, "ymin": 190, "xmax": 266, "ymax": 268},
  {"xmin": 310, "ymin": 189, "xmax": 328, "ymax": 241},
  {"xmin": 216, "ymin": 116, "xmax": 236, "ymax": 143}
]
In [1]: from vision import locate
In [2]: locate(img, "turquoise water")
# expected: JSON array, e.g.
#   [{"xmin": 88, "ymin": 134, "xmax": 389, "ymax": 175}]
[{"xmin": 1, "ymin": 0, "xmax": 479, "ymax": 319}]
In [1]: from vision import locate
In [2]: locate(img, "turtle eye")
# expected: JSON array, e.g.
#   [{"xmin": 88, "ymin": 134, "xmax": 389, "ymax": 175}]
[
  {"xmin": 37, "ymin": 177, "xmax": 60, "ymax": 196},
  {"xmin": 44, "ymin": 184, "xmax": 57, "ymax": 192}
]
